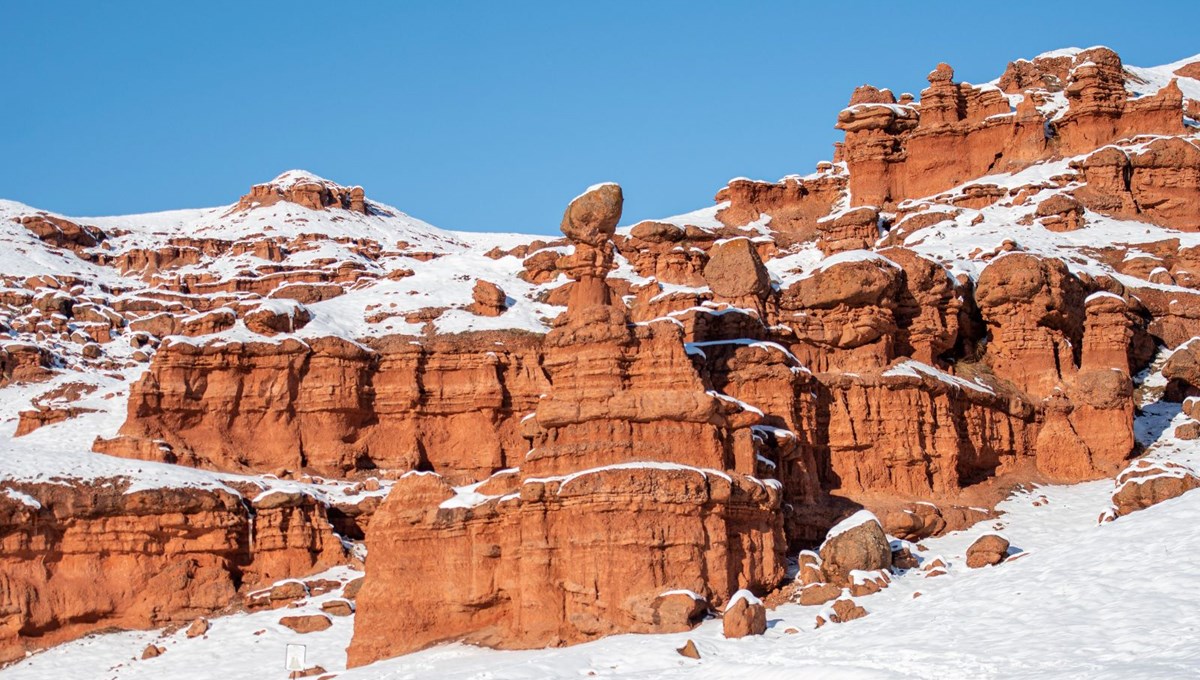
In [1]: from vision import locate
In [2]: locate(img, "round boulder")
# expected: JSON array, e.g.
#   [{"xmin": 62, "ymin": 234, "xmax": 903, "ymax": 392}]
[
  {"xmin": 561, "ymin": 183, "xmax": 623, "ymax": 246},
  {"xmin": 818, "ymin": 510, "xmax": 892, "ymax": 586}
]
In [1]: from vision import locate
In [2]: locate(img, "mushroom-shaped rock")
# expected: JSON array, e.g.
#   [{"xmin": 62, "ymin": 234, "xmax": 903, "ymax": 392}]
[
  {"xmin": 703, "ymin": 237, "xmax": 770, "ymax": 299},
  {"xmin": 1110, "ymin": 460, "xmax": 1200, "ymax": 518},
  {"xmin": 965, "ymin": 534, "xmax": 1010, "ymax": 568},
  {"xmin": 561, "ymin": 183, "xmax": 623, "ymax": 246},
  {"xmin": 819, "ymin": 510, "xmax": 892, "ymax": 586},
  {"xmin": 469, "ymin": 279, "xmax": 508, "ymax": 317},
  {"xmin": 722, "ymin": 590, "xmax": 766, "ymax": 638}
]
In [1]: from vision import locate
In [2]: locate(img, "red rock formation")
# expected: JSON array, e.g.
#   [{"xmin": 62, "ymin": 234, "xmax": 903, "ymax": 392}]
[
  {"xmin": 714, "ymin": 170, "xmax": 846, "ymax": 240},
  {"xmin": 776, "ymin": 254, "xmax": 904, "ymax": 372},
  {"xmin": 1074, "ymin": 137, "xmax": 1200, "ymax": 231},
  {"xmin": 1108, "ymin": 460, "xmax": 1200, "ymax": 518},
  {"xmin": 0, "ymin": 483, "xmax": 242, "ymax": 663},
  {"xmin": 468, "ymin": 280, "xmax": 508, "ymax": 317},
  {"xmin": 837, "ymin": 49, "xmax": 1185, "ymax": 209},
  {"xmin": 817, "ymin": 207, "xmax": 880, "ymax": 255},
  {"xmin": 234, "ymin": 171, "xmax": 369, "ymax": 214},
  {"xmin": 106, "ymin": 332, "xmax": 547, "ymax": 482},
  {"xmin": 348, "ymin": 184, "xmax": 790, "ymax": 666}
]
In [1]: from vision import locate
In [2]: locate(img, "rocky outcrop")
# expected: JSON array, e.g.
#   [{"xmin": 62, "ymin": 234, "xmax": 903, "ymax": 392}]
[
  {"xmin": 234, "ymin": 171, "xmax": 369, "ymax": 214},
  {"xmin": 0, "ymin": 478, "xmax": 351, "ymax": 664},
  {"xmin": 347, "ymin": 184, "xmax": 789, "ymax": 666},
  {"xmin": 106, "ymin": 332, "xmax": 547, "ymax": 482},
  {"xmin": 836, "ymin": 49, "xmax": 1185, "ymax": 209},
  {"xmin": 714, "ymin": 170, "xmax": 846, "ymax": 240},
  {"xmin": 1074, "ymin": 138, "xmax": 1200, "ymax": 230},
  {"xmin": 1108, "ymin": 460, "xmax": 1200, "ymax": 518}
]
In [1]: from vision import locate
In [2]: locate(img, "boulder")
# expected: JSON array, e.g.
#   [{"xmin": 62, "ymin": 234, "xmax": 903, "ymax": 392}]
[
  {"xmin": 677, "ymin": 639, "xmax": 701, "ymax": 659},
  {"xmin": 141, "ymin": 644, "xmax": 165, "ymax": 660},
  {"xmin": 815, "ymin": 598, "xmax": 868, "ymax": 627},
  {"xmin": 722, "ymin": 590, "xmax": 766, "ymax": 639},
  {"xmin": 469, "ymin": 280, "xmax": 508, "ymax": 317},
  {"xmin": 561, "ymin": 183, "xmax": 623, "ymax": 246},
  {"xmin": 1110, "ymin": 460, "xmax": 1200, "ymax": 518},
  {"xmin": 702, "ymin": 237, "xmax": 770, "ymax": 299},
  {"xmin": 965, "ymin": 534, "xmax": 1010, "ymax": 568},
  {"xmin": 185, "ymin": 617, "xmax": 210, "ymax": 638},
  {"xmin": 818, "ymin": 511, "xmax": 892, "ymax": 586},
  {"xmin": 279, "ymin": 614, "xmax": 332, "ymax": 634}
]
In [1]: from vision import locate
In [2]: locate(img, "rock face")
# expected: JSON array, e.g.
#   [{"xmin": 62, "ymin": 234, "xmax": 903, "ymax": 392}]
[
  {"xmin": 347, "ymin": 185, "xmax": 787, "ymax": 666},
  {"xmin": 0, "ymin": 481, "xmax": 343, "ymax": 663},
  {"xmin": 105, "ymin": 332, "xmax": 547, "ymax": 482},
  {"xmin": 835, "ymin": 49, "xmax": 1184, "ymax": 209},
  {"xmin": 234, "ymin": 171, "xmax": 369, "ymax": 214}
]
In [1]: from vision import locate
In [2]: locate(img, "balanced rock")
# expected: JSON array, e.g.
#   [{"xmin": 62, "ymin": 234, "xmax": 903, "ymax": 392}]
[{"xmin": 561, "ymin": 183, "xmax": 623, "ymax": 246}]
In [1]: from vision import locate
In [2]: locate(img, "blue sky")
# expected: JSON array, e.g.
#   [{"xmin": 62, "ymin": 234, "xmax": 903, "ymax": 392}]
[{"xmin": 1, "ymin": 1, "xmax": 1191, "ymax": 234}]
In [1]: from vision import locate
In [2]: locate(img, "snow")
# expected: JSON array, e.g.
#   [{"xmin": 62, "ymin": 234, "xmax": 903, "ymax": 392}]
[
  {"xmin": 882, "ymin": 359, "xmax": 995, "ymax": 395},
  {"xmin": 526, "ymin": 461, "xmax": 734, "ymax": 492}
]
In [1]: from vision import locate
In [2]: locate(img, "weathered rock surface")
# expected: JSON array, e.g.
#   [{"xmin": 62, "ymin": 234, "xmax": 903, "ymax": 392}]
[{"xmin": 1109, "ymin": 460, "xmax": 1200, "ymax": 518}]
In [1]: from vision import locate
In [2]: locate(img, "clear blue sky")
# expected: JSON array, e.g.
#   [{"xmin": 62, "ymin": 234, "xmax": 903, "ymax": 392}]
[{"xmin": 1, "ymin": 1, "xmax": 1191, "ymax": 235}]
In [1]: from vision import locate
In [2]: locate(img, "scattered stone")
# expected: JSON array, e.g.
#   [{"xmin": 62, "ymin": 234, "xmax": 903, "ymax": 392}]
[
  {"xmin": 321, "ymin": 599, "xmax": 355, "ymax": 617},
  {"xmin": 797, "ymin": 582, "xmax": 842, "ymax": 606},
  {"xmin": 966, "ymin": 534, "xmax": 1010, "ymax": 568},
  {"xmin": 676, "ymin": 639, "xmax": 701, "ymax": 659},
  {"xmin": 279, "ymin": 614, "xmax": 333, "ymax": 634},
  {"xmin": 185, "ymin": 617, "xmax": 209, "ymax": 638},
  {"xmin": 141, "ymin": 644, "xmax": 165, "ymax": 660}
]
